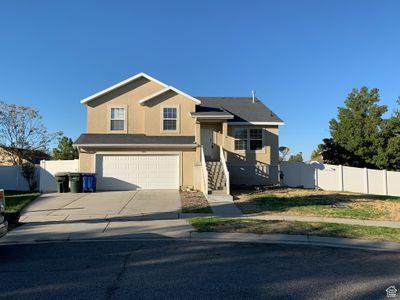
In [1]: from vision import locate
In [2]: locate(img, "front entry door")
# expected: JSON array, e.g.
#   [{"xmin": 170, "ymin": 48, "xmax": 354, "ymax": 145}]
[{"xmin": 201, "ymin": 128, "xmax": 217, "ymax": 159}]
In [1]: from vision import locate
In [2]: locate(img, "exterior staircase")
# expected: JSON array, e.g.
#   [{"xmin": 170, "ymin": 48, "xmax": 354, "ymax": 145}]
[{"xmin": 206, "ymin": 160, "xmax": 233, "ymax": 201}]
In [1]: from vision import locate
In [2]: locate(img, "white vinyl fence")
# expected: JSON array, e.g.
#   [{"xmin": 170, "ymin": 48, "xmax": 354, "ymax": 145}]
[
  {"xmin": 280, "ymin": 161, "xmax": 400, "ymax": 197},
  {"xmin": 39, "ymin": 159, "xmax": 79, "ymax": 192},
  {"xmin": 0, "ymin": 160, "xmax": 79, "ymax": 192},
  {"xmin": 0, "ymin": 165, "xmax": 40, "ymax": 191}
]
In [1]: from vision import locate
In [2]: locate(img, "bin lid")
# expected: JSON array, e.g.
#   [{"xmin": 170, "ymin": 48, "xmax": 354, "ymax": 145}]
[
  {"xmin": 83, "ymin": 173, "xmax": 96, "ymax": 176},
  {"xmin": 54, "ymin": 172, "xmax": 69, "ymax": 177},
  {"xmin": 68, "ymin": 172, "xmax": 82, "ymax": 177}
]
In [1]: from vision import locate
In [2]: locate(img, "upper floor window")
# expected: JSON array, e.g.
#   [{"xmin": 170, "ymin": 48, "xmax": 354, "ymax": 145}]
[
  {"xmin": 249, "ymin": 129, "xmax": 263, "ymax": 150},
  {"xmin": 110, "ymin": 107, "xmax": 125, "ymax": 131},
  {"xmin": 234, "ymin": 128, "xmax": 263, "ymax": 151},
  {"xmin": 234, "ymin": 128, "xmax": 247, "ymax": 150},
  {"xmin": 163, "ymin": 107, "xmax": 177, "ymax": 131}
]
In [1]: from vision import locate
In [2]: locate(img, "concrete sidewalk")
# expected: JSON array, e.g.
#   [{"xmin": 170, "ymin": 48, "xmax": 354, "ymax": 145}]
[
  {"xmin": 244, "ymin": 214, "xmax": 400, "ymax": 228},
  {"xmin": 1, "ymin": 218, "xmax": 193, "ymax": 244},
  {"xmin": 207, "ymin": 197, "xmax": 243, "ymax": 217}
]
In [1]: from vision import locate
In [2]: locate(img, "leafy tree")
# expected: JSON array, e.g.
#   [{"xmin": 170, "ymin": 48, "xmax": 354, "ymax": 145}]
[
  {"xmin": 374, "ymin": 98, "xmax": 400, "ymax": 170},
  {"xmin": 329, "ymin": 87, "xmax": 387, "ymax": 167},
  {"xmin": 311, "ymin": 145, "xmax": 323, "ymax": 162},
  {"xmin": 52, "ymin": 136, "xmax": 78, "ymax": 160},
  {"xmin": 0, "ymin": 101, "xmax": 61, "ymax": 165},
  {"xmin": 317, "ymin": 138, "xmax": 364, "ymax": 166},
  {"xmin": 316, "ymin": 88, "xmax": 400, "ymax": 171},
  {"xmin": 288, "ymin": 152, "xmax": 303, "ymax": 162}
]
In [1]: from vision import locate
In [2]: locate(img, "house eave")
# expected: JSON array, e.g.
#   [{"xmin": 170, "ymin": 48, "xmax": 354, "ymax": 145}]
[
  {"xmin": 73, "ymin": 143, "xmax": 198, "ymax": 149},
  {"xmin": 228, "ymin": 121, "xmax": 285, "ymax": 126},
  {"xmin": 191, "ymin": 114, "xmax": 234, "ymax": 120}
]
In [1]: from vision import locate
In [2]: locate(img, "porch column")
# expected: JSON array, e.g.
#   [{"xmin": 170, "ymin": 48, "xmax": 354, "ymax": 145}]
[
  {"xmin": 222, "ymin": 121, "xmax": 228, "ymax": 148},
  {"xmin": 195, "ymin": 121, "xmax": 201, "ymax": 162},
  {"xmin": 195, "ymin": 121, "xmax": 201, "ymax": 144}
]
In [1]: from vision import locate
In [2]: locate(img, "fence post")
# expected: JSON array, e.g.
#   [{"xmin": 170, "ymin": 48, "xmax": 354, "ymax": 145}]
[
  {"xmin": 338, "ymin": 165, "xmax": 344, "ymax": 191},
  {"xmin": 314, "ymin": 167, "xmax": 318, "ymax": 189},
  {"xmin": 383, "ymin": 169, "xmax": 388, "ymax": 195},
  {"xmin": 364, "ymin": 168, "xmax": 369, "ymax": 194}
]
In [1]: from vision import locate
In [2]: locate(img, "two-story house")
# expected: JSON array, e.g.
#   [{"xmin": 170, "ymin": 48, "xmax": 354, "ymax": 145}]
[{"xmin": 74, "ymin": 73, "xmax": 283, "ymax": 197}]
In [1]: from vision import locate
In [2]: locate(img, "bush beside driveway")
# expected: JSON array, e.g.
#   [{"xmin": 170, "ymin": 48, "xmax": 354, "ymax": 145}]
[{"xmin": 233, "ymin": 188, "xmax": 400, "ymax": 221}]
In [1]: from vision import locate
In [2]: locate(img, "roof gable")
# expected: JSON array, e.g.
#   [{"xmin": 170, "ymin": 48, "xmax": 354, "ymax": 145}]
[
  {"xmin": 138, "ymin": 86, "xmax": 201, "ymax": 105},
  {"xmin": 80, "ymin": 72, "xmax": 168, "ymax": 104}
]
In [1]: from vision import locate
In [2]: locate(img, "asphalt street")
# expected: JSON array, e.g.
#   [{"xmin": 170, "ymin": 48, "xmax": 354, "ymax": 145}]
[{"xmin": 0, "ymin": 240, "xmax": 398, "ymax": 299}]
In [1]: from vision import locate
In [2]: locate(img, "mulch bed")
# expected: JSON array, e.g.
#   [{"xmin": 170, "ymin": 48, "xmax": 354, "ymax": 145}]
[{"xmin": 180, "ymin": 190, "xmax": 212, "ymax": 214}]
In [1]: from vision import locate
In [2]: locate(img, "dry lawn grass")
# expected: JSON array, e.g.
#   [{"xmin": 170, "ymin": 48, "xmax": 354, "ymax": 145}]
[{"xmin": 233, "ymin": 188, "xmax": 400, "ymax": 221}]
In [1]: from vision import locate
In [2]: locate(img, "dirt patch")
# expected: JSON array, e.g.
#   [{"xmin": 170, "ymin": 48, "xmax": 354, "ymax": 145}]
[{"xmin": 180, "ymin": 190, "xmax": 212, "ymax": 214}]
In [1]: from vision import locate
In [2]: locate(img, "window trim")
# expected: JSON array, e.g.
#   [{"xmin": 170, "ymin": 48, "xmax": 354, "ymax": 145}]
[
  {"xmin": 233, "ymin": 128, "xmax": 264, "ymax": 152},
  {"xmin": 161, "ymin": 105, "xmax": 179, "ymax": 133},
  {"xmin": 107, "ymin": 105, "xmax": 127, "ymax": 133}
]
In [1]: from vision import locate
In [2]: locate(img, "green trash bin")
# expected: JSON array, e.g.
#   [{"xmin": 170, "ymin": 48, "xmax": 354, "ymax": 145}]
[
  {"xmin": 54, "ymin": 172, "xmax": 69, "ymax": 193},
  {"xmin": 69, "ymin": 172, "xmax": 83, "ymax": 193}
]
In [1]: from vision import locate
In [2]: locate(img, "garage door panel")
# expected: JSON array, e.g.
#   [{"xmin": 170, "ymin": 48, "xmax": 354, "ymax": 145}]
[{"xmin": 96, "ymin": 154, "xmax": 179, "ymax": 190}]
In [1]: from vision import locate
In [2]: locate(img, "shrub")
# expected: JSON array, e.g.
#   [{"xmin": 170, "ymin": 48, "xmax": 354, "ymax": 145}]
[{"xmin": 21, "ymin": 162, "xmax": 37, "ymax": 192}]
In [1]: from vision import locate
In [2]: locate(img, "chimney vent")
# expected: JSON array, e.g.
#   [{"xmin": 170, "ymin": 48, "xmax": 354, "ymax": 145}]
[{"xmin": 251, "ymin": 90, "xmax": 256, "ymax": 103}]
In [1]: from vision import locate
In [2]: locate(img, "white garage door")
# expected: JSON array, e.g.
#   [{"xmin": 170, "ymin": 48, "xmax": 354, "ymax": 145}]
[{"xmin": 96, "ymin": 154, "xmax": 179, "ymax": 190}]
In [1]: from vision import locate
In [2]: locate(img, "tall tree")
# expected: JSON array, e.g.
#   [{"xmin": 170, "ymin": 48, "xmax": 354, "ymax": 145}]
[
  {"xmin": 0, "ymin": 101, "xmax": 61, "ymax": 165},
  {"xmin": 288, "ymin": 152, "xmax": 303, "ymax": 162},
  {"xmin": 325, "ymin": 87, "xmax": 387, "ymax": 168},
  {"xmin": 52, "ymin": 136, "xmax": 78, "ymax": 160},
  {"xmin": 374, "ymin": 98, "xmax": 400, "ymax": 170}
]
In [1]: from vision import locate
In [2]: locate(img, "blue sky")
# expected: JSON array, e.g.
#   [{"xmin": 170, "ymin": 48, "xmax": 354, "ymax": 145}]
[{"xmin": 1, "ymin": 0, "xmax": 399, "ymax": 158}]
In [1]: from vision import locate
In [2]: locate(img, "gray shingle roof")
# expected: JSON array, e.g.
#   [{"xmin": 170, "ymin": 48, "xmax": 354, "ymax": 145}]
[
  {"xmin": 195, "ymin": 97, "xmax": 283, "ymax": 123},
  {"xmin": 74, "ymin": 134, "xmax": 196, "ymax": 146},
  {"xmin": 190, "ymin": 111, "xmax": 233, "ymax": 118}
]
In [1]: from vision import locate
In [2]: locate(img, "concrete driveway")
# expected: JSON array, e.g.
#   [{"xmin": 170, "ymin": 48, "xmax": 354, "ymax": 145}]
[
  {"xmin": 1, "ymin": 190, "xmax": 193, "ymax": 244},
  {"xmin": 20, "ymin": 190, "xmax": 182, "ymax": 221}
]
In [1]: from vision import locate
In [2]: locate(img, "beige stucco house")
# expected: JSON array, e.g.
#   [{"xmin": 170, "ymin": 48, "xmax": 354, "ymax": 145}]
[{"xmin": 74, "ymin": 73, "xmax": 283, "ymax": 197}]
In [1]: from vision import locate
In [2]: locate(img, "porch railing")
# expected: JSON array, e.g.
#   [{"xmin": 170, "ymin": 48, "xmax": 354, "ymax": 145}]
[
  {"xmin": 219, "ymin": 147, "xmax": 230, "ymax": 195},
  {"xmin": 200, "ymin": 146, "xmax": 208, "ymax": 195}
]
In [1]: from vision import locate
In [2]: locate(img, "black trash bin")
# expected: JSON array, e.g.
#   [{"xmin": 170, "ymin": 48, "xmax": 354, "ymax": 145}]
[
  {"xmin": 54, "ymin": 172, "xmax": 69, "ymax": 193},
  {"xmin": 69, "ymin": 173, "xmax": 83, "ymax": 193}
]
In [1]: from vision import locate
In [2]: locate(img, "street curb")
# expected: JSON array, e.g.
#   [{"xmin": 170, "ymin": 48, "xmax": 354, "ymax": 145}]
[
  {"xmin": 2, "ymin": 232, "xmax": 400, "ymax": 253},
  {"xmin": 189, "ymin": 232, "xmax": 400, "ymax": 252}
]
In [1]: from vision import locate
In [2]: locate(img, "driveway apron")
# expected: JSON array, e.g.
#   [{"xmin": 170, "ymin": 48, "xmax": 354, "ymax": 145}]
[{"xmin": 3, "ymin": 190, "xmax": 192, "ymax": 244}]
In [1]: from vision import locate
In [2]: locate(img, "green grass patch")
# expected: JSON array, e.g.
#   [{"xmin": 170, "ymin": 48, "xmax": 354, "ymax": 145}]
[
  {"xmin": 189, "ymin": 217, "xmax": 400, "ymax": 242},
  {"xmin": 4, "ymin": 191, "xmax": 40, "ymax": 214}
]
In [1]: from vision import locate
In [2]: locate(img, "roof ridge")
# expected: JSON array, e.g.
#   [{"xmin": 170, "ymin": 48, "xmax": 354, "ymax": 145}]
[{"xmin": 195, "ymin": 96, "xmax": 257, "ymax": 99}]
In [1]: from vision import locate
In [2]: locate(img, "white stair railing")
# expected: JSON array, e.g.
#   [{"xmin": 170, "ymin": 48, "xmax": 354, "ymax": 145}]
[
  {"xmin": 200, "ymin": 146, "xmax": 208, "ymax": 195},
  {"xmin": 219, "ymin": 147, "xmax": 230, "ymax": 195}
]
